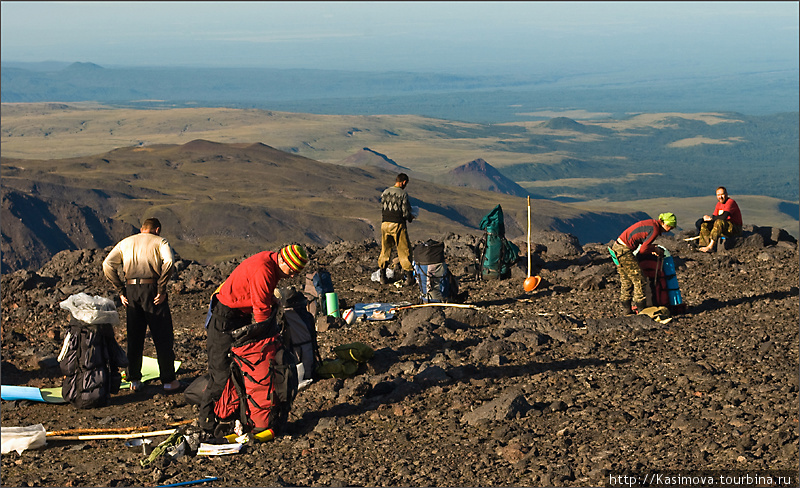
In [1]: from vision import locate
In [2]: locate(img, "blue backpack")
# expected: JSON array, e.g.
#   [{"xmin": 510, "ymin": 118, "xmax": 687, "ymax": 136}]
[
  {"xmin": 412, "ymin": 240, "xmax": 458, "ymax": 303},
  {"xmin": 303, "ymin": 269, "xmax": 334, "ymax": 316}
]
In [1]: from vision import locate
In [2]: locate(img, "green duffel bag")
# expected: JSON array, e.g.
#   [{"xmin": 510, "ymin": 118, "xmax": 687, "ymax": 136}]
[
  {"xmin": 315, "ymin": 359, "xmax": 359, "ymax": 379},
  {"xmin": 333, "ymin": 342, "xmax": 374, "ymax": 363}
]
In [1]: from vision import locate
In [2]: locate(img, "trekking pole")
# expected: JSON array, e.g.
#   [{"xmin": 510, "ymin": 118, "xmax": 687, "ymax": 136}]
[
  {"xmin": 46, "ymin": 419, "xmax": 193, "ymax": 437},
  {"xmin": 523, "ymin": 196, "xmax": 541, "ymax": 292},
  {"xmin": 527, "ymin": 195, "xmax": 531, "ymax": 278},
  {"xmin": 158, "ymin": 477, "xmax": 219, "ymax": 488},
  {"xmin": 46, "ymin": 429, "xmax": 177, "ymax": 441},
  {"xmin": 392, "ymin": 303, "xmax": 481, "ymax": 311}
]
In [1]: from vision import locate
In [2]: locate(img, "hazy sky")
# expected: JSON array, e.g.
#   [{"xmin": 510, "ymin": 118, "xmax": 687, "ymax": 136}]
[{"xmin": 2, "ymin": 1, "xmax": 798, "ymax": 76}]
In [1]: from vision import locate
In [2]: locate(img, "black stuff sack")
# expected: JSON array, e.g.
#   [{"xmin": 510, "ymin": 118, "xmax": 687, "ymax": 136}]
[
  {"xmin": 414, "ymin": 239, "xmax": 445, "ymax": 265},
  {"xmin": 276, "ymin": 286, "xmax": 322, "ymax": 383}
]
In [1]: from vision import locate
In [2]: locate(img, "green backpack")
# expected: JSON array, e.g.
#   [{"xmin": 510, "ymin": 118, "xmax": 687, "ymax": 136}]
[{"xmin": 477, "ymin": 205, "xmax": 520, "ymax": 280}]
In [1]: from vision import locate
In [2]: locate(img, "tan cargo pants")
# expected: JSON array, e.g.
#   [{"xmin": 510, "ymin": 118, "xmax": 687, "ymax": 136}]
[{"xmin": 378, "ymin": 222, "xmax": 413, "ymax": 271}]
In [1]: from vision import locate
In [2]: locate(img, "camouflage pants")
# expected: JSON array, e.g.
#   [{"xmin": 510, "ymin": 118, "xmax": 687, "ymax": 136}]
[
  {"xmin": 612, "ymin": 241, "xmax": 648, "ymax": 303},
  {"xmin": 699, "ymin": 219, "xmax": 741, "ymax": 247}
]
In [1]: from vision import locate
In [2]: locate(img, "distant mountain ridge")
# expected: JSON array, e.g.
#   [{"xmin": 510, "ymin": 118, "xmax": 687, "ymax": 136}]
[
  {"xmin": 2, "ymin": 104, "xmax": 796, "ymax": 265},
  {"xmin": 65, "ymin": 62, "xmax": 104, "ymax": 71},
  {"xmin": 338, "ymin": 147, "xmax": 409, "ymax": 171},
  {"xmin": 1, "ymin": 140, "xmax": 648, "ymax": 272}
]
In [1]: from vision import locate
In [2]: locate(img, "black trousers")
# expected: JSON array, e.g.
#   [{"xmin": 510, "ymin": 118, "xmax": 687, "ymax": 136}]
[
  {"xmin": 125, "ymin": 283, "xmax": 175, "ymax": 383},
  {"xmin": 198, "ymin": 299, "xmax": 250, "ymax": 432}
]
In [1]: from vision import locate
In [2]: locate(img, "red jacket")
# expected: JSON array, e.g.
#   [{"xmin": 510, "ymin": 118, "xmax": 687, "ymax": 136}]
[
  {"xmin": 216, "ymin": 251, "xmax": 280, "ymax": 322},
  {"xmin": 618, "ymin": 219, "xmax": 664, "ymax": 256},
  {"xmin": 714, "ymin": 198, "xmax": 743, "ymax": 227}
]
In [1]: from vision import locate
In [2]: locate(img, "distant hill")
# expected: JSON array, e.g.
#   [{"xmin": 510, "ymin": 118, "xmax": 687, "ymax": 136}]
[
  {"xmin": 65, "ymin": 62, "xmax": 105, "ymax": 72},
  {"xmin": 439, "ymin": 158, "xmax": 529, "ymax": 197},
  {"xmin": 1, "ymin": 140, "xmax": 648, "ymax": 272},
  {"xmin": 540, "ymin": 117, "xmax": 612, "ymax": 135},
  {"xmin": 542, "ymin": 117, "xmax": 584, "ymax": 130},
  {"xmin": 0, "ymin": 189, "xmax": 136, "ymax": 272},
  {"xmin": 338, "ymin": 147, "xmax": 410, "ymax": 173}
]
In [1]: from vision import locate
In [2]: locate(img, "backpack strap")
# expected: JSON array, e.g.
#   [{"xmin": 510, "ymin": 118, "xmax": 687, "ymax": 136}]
[
  {"xmin": 228, "ymin": 353, "xmax": 252, "ymax": 433},
  {"xmin": 475, "ymin": 232, "xmax": 488, "ymax": 280}
]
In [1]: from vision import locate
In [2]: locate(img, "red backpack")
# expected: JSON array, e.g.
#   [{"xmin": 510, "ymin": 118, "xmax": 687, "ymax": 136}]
[
  {"xmin": 638, "ymin": 256, "xmax": 669, "ymax": 308},
  {"xmin": 213, "ymin": 312, "xmax": 298, "ymax": 435}
]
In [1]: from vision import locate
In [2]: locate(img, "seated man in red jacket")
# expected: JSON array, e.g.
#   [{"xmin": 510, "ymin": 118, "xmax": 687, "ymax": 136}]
[
  {"xmin": 697, "ymin": 186, "xmax": 743, "ymax": 252},
  {"xmin": 198, "ymin": 244, "xmax": 309, "ymax": 435}
]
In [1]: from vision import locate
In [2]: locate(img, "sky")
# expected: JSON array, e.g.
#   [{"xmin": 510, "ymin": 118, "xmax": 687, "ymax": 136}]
[{"xmin": 1, "ymin": 1, "xmax": 798, "ymax": 76}]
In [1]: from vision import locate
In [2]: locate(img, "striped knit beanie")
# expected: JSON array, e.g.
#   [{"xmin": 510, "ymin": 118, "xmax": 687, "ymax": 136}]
[{"xmin": 280, "ymin": 244, "xmax": 309, "ymax": 273}]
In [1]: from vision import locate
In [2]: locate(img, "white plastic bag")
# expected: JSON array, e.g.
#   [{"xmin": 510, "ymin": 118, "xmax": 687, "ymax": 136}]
[
  {"xmin": 59, "ymin": 293, "xmax": 119, "ymax": 325},
  {"xmin": 1, "ymin": 424, "xmax": 47, "ymax": 454},
  {"xmin": 370, "ymin": 268, "xmax": 395, "ymax": 282}
]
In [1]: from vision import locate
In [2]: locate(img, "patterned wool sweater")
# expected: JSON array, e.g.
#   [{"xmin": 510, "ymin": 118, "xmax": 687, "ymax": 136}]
[{"xmin": 381, "ymin": 186, "xmax": 413, "ymax": 224}]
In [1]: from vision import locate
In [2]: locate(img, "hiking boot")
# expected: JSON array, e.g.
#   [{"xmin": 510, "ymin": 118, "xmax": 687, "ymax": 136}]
[
  {"xmin": 129, "ymin": 380, "xmax": 142, "ymax": 392},
  {"xmin": 634, "ymin": 300, "xmax": 648, "ymax": 314},
  {"xmin": 379, "ymin": 267, "xmax": 388, "ymax": 285},
  {"xmin": 404, "ymin": 270, "xmax": 416, "ymax": 287},
  {"xmin": 621, "ymin": 300, "xmax": 634, "ymax": 316},
  {"xmin": 197, "ymin": 429, "xmax": 214, "ymax": 443},
  {"xmin": 163, "ymin": 379, "xmax": 182, "ymax": 392}
]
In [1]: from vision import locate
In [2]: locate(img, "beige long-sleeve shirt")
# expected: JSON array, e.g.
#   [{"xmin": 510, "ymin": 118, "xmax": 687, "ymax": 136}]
[{"xmin": 102, "ymin": 232, "xmax": 175, "ymax": 295}]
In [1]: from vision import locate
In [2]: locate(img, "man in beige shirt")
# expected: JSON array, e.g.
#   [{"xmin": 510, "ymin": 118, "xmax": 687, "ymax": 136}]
[{"xmin": 103, "ymin": 218, "xmax": 179, "ymax": 392}]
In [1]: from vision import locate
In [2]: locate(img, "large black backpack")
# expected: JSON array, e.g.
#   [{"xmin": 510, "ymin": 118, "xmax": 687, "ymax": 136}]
[
  {"xmin": 276, "ymin": 286, "xmax": 323, "ymax": 383},
  {"xmin": 59, "ymin": 319, "xmax": 128, "ymax": 409}
]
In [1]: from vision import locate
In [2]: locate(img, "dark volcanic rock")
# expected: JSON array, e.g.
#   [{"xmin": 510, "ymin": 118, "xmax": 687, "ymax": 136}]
[{"xmin": 1, "ymin": 231, "xmax": 798, "ymax": 487}]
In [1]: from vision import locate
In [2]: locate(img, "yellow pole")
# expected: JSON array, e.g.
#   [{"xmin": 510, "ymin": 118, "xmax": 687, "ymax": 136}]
[{"xmin": 527, "ymin": 195, "xmax": 531, "ymax": 278}]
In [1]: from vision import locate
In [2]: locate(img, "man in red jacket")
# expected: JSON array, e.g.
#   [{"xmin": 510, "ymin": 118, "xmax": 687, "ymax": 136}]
[
  {"xmin": 198, "ymin": 244, "xmax": 309, "ymax": 434},
  {"xmin": 698, "ymin": 186, "xmax": 743, "ymax": 252}
]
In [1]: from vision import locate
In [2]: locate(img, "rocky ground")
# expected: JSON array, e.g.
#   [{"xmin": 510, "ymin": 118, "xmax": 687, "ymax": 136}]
[{"xmin": 1, "ymin": 226, "xmax": 798, "ymax": 487}]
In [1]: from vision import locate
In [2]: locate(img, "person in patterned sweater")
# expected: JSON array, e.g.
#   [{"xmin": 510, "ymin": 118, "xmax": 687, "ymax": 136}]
[{"xmin": 378, "ymin": 173, "xmax": 415, "ymax": 286}]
